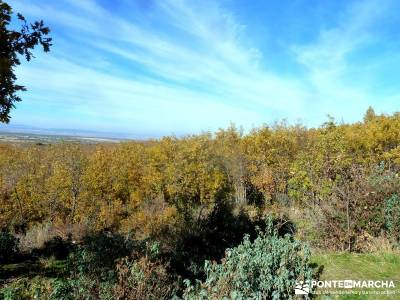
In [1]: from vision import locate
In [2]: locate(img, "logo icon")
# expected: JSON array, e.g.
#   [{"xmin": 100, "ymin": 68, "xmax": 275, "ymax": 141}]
[{"xmin": 295, "ymin": 281, "xmax": 310, "ymax": 295}]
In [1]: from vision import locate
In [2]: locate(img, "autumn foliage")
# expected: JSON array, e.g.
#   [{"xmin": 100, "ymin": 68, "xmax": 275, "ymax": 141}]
[{"xmin": 1, "ymin": 109, "xmax": 400, "ymax": 250}]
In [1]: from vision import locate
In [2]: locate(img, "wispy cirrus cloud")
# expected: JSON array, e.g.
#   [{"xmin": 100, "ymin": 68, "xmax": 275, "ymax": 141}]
[
  {"xmin": 292, "ymin": 0, "xmax": 399, "ymax": 120},
  {"xmin": 4, "ymin": 0, "xmax": 400, "ymax": 137}
]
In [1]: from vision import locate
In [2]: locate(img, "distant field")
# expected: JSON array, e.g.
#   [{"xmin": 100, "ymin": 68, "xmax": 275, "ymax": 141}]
[
  {"xmin": 312, "ymin": 252, "xmax": 400, "ymax": 299},
  {"xmin": 0, "ymin": 131, "xmax": 123, "ymax": 144}
]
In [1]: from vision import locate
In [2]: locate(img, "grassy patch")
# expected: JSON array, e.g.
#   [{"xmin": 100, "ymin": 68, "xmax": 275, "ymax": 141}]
[{"xmin": 312, "ymin": 252, "xmax": 400, "ymax": 299}]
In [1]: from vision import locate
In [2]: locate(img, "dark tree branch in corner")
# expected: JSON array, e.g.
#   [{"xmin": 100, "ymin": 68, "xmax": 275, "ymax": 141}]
[{"xmin": 0, "ymin": 0, "xmax": 52, "ymax": 123}]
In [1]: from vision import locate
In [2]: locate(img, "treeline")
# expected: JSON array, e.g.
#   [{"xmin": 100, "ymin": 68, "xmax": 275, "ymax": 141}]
[{"xmin": 1, "ymin": 108, "xmax": 400, "ymax": 252}]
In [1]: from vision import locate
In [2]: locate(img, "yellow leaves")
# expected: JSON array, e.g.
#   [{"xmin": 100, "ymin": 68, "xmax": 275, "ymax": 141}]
[
  {"xmin": 1, "ymin": 108, "xmax": 400, "ymax": 234},
  {"xmin": 97, "ymin": 198, "xmax": 124, "ymax": 230},
  {"xmin": 157, "ymin": 134, "xmax": 227, "ymax": 206},
  {"xmin": 383, "ymin": 146, "xmax": 400, "ymax": 166},
  {"xmin": 121, "ymin": 198, "xmax": 178, "ymax": 239},
  {"xmin": 250, "ymin": 166, "xmax": 275, "ymax": 201}
]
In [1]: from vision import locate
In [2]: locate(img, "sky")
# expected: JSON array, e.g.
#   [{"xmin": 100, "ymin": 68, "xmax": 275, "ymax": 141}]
[{"xmin": 3, "ymin": 0, "xmax": 400, "ymax": 138}]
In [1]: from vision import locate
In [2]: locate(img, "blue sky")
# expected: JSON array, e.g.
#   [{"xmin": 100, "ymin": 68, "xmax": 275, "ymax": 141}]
[{"xmin": 3, "ymin": 0, "xmax": 400, "ymax": 138}]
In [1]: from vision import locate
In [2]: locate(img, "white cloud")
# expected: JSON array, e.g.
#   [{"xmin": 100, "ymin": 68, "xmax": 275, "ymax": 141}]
[{"xmin": 292, "ymin": 0, "xmax": 397, "ymax": 120}]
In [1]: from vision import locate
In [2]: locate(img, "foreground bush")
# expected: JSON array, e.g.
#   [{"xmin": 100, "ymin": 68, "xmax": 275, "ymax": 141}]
[
  {"xmin": 0, "ymin": 258, "xmax": 175, "ymax": 300},
  {"xmin": 113, "ymin": 257, "xmax": 176, "ymax": 299},
  {"xmin": 385, "ymin": 193, "xmax": 400, "ymax": 244},
  {"xmin": 182, "ymin": 218, "xmax": 312, "ymax": 300},
  {"xmin": 67, "ymin": 232, "xmax": 133, "ymax": 279},
  {"xmin": 0, "ymin": 276, "xmax": 113, "ymax": 300}
]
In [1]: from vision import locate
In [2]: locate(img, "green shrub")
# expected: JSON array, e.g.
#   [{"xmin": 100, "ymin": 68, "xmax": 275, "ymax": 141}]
[
  {"xmin": 182, "ymin": 218, "xmax": 313, "ymax": 300},
  {"xmin": 385, "ymin": 194, "xmax": 400, "ymax": 243},
  {"xmin": 0, "ymin": 277, "xmax": 50, "ymax": 300},
  {"xmin": 0, "ymin": 231, "xmax": 19, "ymax": 263},
  {"xmin": 49, "ymin": 276, "xmax": 114, "ymax": 300},
  {"xmin": 0, "ymin": 283, "xmax": 28, "ymax": 300}
]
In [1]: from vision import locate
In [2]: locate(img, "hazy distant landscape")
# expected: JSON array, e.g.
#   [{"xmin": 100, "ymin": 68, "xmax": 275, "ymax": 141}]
[
  {"xmin": 0, "ymin": 123, "xmax": 134, "ymax": 142},
  {"xmin": 0, "ymin": 131, "xmax": 124, "ymax": 144}
]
